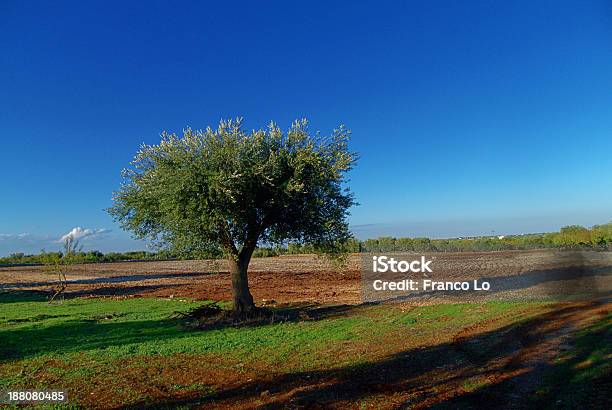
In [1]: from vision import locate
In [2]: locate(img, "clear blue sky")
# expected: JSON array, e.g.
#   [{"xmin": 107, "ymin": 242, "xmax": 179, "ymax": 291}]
[{"xmin": 1, "ymin": 0, "xmax": 611, "ymax": 255}]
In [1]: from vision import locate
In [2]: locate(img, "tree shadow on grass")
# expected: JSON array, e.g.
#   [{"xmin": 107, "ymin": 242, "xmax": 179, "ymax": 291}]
[
  {"xmin": 0, "ymin": 317, "xmax": 184, "ymax": 362},
  {"xmin": 0, "ymin": 298, "xmax": 364, "ymax": 362},
  {"xmin": 0, "ymin": 290, "xmax": 49, "ymax": 304},
  {"xmin": 0, "ymin": 283, "xmax": 189, "ymax": 304},
  {"xmin": 121, "ymin": 302, "xmax": 609, "ymax": 409},
  {"xmin": 183, "ymin": 302, "xmax": 366, "ymax": 331},
  {"xmin": 1, "ymin": 290, "xmax": 608, "ymax": 408}
]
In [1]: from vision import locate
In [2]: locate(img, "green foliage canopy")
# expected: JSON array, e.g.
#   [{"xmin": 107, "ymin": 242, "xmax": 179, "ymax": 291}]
[{"xmin": 108, "ymin": 118, "xmax": 357, "ymax": 258}]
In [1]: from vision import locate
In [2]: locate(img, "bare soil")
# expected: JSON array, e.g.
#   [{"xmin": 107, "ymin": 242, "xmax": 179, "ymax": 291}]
[{"xmin": 1, "ymin": 250, "xmax": 610, "ymax": 305}]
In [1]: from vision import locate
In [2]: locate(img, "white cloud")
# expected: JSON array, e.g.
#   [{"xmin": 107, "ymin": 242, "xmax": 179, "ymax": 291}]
[
  {"xmin": 59, "ymin": 227, "xmax": 111, "ymax": 243},
  {"xmin": 0, "ymin": 233, "xmax": 31, "ymax": 241}
]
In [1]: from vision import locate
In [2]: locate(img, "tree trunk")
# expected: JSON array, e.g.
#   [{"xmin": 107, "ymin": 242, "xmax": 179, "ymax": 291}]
[{"xmin": 229, "ymin": 254, "xmax": 255, "ymax": 314}]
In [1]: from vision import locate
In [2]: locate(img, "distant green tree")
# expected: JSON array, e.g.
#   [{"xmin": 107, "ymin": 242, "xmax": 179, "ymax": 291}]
[
  {"xmin": 591, "ymin": 222, "xmax": 612, "ymax": 245},
  {"xmin": 556, "ymin": 225, "xmax": 591, "ymax": 246},
  {"xmin": 377, "ymin": 237, "xmax": 396, "ymax": 252},
  {"xmin": 109, "ymin": 118, "xmax": 357, "ymax": 314},
  {"xmin": 365, "ymin": 239, "xmax": 380, "ymax": 252},
  {"xmin": 395, "ymin": 237, "xmax": 414, "ymax": 251},
  {"xmin": 412, "ymin": 237, "xmax": 433, "ymax": 252}
]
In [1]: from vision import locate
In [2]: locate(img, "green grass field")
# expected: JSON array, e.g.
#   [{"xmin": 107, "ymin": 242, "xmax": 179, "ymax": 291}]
[{"xmin": 0, "ymin": 292, "xmax": 609, "ymax": 408}]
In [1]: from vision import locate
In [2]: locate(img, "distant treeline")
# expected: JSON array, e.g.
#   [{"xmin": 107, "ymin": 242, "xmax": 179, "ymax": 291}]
[
  {"xmin": 2, "ymin": 223, "xmax": 611, "ymax": 265},
  {"xmin": 0, "ymin": 250, "xmax": 164, "ymax": 266},
  {"xmin": 255, "ymin": 223, "xmax": 612, "ymax": 255}
]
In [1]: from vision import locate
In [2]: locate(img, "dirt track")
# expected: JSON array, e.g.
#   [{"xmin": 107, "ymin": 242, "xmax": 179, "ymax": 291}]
[{"xmin": 1, "ymin": 250, "xmax": 610, "ymax": 304}]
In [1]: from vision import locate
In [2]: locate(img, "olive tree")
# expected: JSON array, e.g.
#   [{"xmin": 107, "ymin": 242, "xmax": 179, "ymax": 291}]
[{"xmin": 109, "ymin": 118, "xmax": 357, "ymax": 313}]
